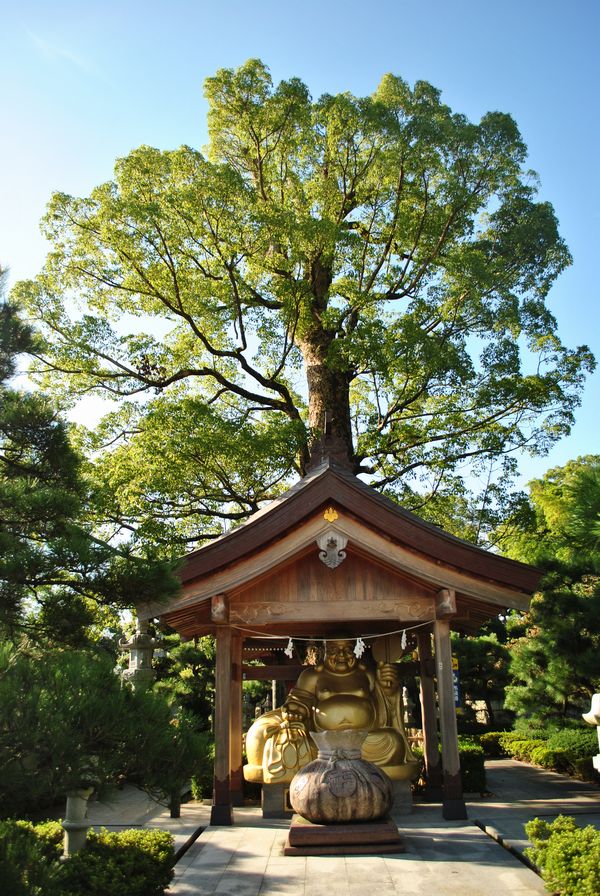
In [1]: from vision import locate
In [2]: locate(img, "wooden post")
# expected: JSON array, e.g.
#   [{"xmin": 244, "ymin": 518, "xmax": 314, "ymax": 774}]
[
  {"xmin": 417, "ymin": 629, "xmax": 443, "ymax": 799},
  {"xmin": 230, "ymin": 633, "xmax": 244, "ymax": 807},
  {"xmin": 211, "ymin": 624, "xmax": 233, "ymax": 825},
  {"xmin": 433, "ymin": 618, "xmax": 467, "ymax": 819}
]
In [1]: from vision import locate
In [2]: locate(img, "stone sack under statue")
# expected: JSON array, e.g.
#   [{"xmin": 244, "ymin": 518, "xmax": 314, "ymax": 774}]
[{"xmin": 244, "ymin": 639, "xmax": 419, "ymax": 784}]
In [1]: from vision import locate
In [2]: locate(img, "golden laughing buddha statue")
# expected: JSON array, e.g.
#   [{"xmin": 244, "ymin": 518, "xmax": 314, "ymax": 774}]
[{"xmin": 244, "ymin": 639, "xmax": 419, "ymax": 785}]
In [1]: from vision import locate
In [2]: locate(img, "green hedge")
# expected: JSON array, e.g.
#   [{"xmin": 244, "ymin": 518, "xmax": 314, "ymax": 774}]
[
  {"xmin": 525, "ymin": 815, "xmax": 600, "ymax": 896},
  {"xmin": 0, "ymin": 820, "xmax": 174, "ymax": 896},
  {"xmin": 492, "ymin": 727, "xmax": 599, "ymax": 781},
  {"xmin": 529, "ymin": 745, "xmax": 573, "ymax": 774},
  {"xmin": 545, "ymin": 728, "xmax": 598, "ymax": 759},
  {"xmin": 478, "ymin": 731, "xmax": 508, "ymax": 758},
  {"xmin": 458, "ymin": 738, "xmax": 486, "ymax": 793},
  {"xmin": 502, "ymin": 738, "xmax": 546, "ymax": 763}
]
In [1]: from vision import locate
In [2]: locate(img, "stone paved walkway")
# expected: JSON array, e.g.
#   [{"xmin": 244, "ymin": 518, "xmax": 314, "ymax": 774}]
[
  {"xmin": 169, "ymin": 807, "xmax": 549, "ymax": 896},
  {"xmin": 86, "ymin": 760, "xmax": 600, "ymax": 895}
]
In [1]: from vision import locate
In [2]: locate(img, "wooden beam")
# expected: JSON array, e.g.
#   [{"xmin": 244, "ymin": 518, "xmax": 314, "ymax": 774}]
[
  {"xmin": 231, "ymin": 598, "xmax": 433, "ymax": 626},
  {"xmin": 434, "ymin": 619, "xmax": 467, "ymax": 820},
  {"xmin": 211, "ymin": 626, "xmax": 233, "ymax": 825},
  {"xmin": 230, "ymin": 633, "xmax": 244, "ymax": 807},
  {"xmin": 242, "ymin": 664, "xmax": 304, "ymax": 681},
  {"xmin": 417, "ymin": 630, "xmax": 442, "ymax": 799}
]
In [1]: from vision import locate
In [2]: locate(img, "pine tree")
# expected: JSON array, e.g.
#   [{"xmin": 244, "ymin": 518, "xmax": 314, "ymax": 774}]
[{"xmin": 0, "ymin": 269, "xmax": 178, "ymax": 644}]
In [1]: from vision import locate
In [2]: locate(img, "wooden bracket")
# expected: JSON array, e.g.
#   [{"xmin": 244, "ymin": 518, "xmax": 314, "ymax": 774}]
[
  {"xmin": 436, "ymin": 588, "xmax": 456, "ymax": 617},
  {"xmin": 211, "ymin": 593, "xmax": 229, "ymax": 623}
]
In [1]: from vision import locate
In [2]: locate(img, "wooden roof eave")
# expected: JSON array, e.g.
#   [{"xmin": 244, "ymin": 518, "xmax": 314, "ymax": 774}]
[
  {"xmin": 174, "ymin": 459, "xmax": 541, "ymax": 595},
  {"xmin": 141, "ymin": 509, "xmax": 533, "ymax": 626}
]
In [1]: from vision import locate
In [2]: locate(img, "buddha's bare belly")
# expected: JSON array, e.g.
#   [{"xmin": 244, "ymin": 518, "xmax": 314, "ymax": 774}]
[{"xmin": 314, "ymin": 695, "xmax": 376, "ymax": 731}]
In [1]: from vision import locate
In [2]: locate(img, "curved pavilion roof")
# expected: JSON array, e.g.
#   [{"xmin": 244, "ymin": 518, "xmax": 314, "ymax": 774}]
[{"xmin": 145, "ymin": 458, "xmax": 541, "ymax": 637}]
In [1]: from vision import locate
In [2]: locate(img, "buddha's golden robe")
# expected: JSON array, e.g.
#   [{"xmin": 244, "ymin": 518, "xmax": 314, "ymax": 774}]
[{"xmin": 244, "ymin": 648, "xmax": 418, "ymax": 784}]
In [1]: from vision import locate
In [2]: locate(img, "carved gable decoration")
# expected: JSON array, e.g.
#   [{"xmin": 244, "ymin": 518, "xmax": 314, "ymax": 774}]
[{"xmin": 150, "ymin": 458, "xmax": 541, "ymax": 637}]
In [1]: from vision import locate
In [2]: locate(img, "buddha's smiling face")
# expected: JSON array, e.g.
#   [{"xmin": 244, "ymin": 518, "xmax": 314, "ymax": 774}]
[{"xmin": 324, "ymin": 640, "xmax": 357, "ymax": 673}]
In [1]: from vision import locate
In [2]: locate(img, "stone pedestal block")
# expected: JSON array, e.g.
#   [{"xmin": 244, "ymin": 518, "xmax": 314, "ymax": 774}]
[
  {"xmin": 262, "ymin": 783, "xmax": 293, "ymax": 818},
  {"xmin": 284, "ymin": 814, "xmax": 404, "ymax": 856},
  {"xmin": 390, "ymin": 779, "xmax": 413, "ymax": 815}
]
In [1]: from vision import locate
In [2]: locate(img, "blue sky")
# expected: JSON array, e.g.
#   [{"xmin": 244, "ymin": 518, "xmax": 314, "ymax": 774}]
[{"xmin": 2, "ymin": 0, "xmax": 599, "ymax": 484}]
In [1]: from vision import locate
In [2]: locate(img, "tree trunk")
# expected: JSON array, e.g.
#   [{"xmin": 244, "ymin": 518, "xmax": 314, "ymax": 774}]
[
  {"xmin": 484, "ymin": 697, "xmax": 495, "ymax": 728},
  {"xmin": 299, "ymin": 256, "xmax": 355, "ymax": 473},
  {"xmin": 302, "ymin": 342, "xmax": 354, "ymax": 471}
]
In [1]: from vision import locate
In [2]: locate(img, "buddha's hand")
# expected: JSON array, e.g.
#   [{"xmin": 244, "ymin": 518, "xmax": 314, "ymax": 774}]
[
  {"xmin": 377, "ymin": 661, "xmax": 400, "ymax": 693},
  {"xmin": 278, "ymin": 702, "xmax": 309, "ymax": 742}
]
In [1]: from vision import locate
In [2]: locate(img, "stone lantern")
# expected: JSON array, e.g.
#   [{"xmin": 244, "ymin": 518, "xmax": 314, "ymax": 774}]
[
  {"xmin": 582, "ymin": 693, "xmax": 600, "ymax": 772},
  {"xmin": 119, "ymin": 616, "xmax": 159, "ymax": 691}
]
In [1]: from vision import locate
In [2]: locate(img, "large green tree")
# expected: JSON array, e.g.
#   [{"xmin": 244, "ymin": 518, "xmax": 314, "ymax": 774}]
[
  {"xmin": 14, "ymin": 60, "xmax": 593, "ymax": 546},
  {"xmin": 501, "ymin": 456, "xmax": 600, "ymax": 723},
  {"xmin": 0, "ymin": 271, "xmax": 178, "ymax": 643},
  {"xmin": 499, "ymin": 455, "xmax": 600, "ymax": 571}
]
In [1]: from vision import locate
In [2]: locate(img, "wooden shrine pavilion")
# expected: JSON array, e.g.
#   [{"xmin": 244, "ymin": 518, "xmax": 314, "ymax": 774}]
[{"xmin": 139, "ymin": 457, "xmax": 541, "ymax": 825}]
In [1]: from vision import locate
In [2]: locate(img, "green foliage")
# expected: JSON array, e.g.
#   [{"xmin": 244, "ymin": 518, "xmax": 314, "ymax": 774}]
[
  {"xmin": 129, "ymin": 703, "xmax": 207, "ymax": 804},
  {"xmin": 153, "ymin": 631, "xmax": 215, "ymax": 725},
  {"xmin": 457, "ymin": 738, "xmax": 486, "ymax": 793},
  {"xmin": 0, "ymin": 645, "xmax": 131, "ymax": 815},
  {"xmin": 525, "ymin": 815, "xmax": 600, "ymax": 896},
  {"xmin": 546, "ymin": 728, "xmax": 598, "ymax": 760},
  {"xmin": 496, "ymin": 728, "xmax": 599, "ymax": 780},
  {"xmin": 572, "ymin": 757, "xmax": 598, "ymax": 782},
  {"xmin": 499, "ymin": 455, "xmax": 600, "ymax": 570},
  {"xmin": 500, "ymin": 458, "xmax": 600, "ymax": 726},
  {"xmin": 12, "ymin": 63, "xmax": 593, "ymax": 548},
  {"xmin": 0, "ymin": 820, "xmax": 58, "ymax": 896},
  {"xmin": 0, "ymin": 292, "xmax": 179, "ymax": 644},
  {"xmin": 452, "ymin": 631, "xmax": 511, "ymax": 727},
  {"xmin": 501, "ymin": 737, "xmax": 546, "ymax": 763},
  {"xmin": 504, "ymin": 577, "xmax": 600, "ymax": 724},
  {"xmin": 190, "ymin": 733, "xmax": 215, "ymax": 800},
  {"xmin": 58, "ymin": 828, "xmax": 174, "ymax": 896},
  {"xmin": 0, "ymin": 644, "xmax": 205, "ymax": 818},
  {"xmin": 0, "ymin": 820, "xmax": 174, "ymax": 896},
  {"xmin": 529, "ymin": 745, "xmax": 573, "ymax": 773},
  {"xmin": 478, "ymin": 731, "xmax": 509, "ymax": 757}
]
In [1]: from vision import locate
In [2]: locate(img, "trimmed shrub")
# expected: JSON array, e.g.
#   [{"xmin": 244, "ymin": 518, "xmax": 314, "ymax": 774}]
[
  {"xmin": 458, "ymin": 738, "xmax": 486, "ymax": 793},
  {"xmin": 59, "ymin": 828, "xmax": 174, "ymax": 896},
  {"xmin": 478, "ymin": 731, "xmax": 508, "ymax": 757},
  {"xmin": 525, "ymin": 815, "xmax": 600, "ymax": 896},
  {"xmin": 546, "ymin": 728, "xmax": 598, "ymax": 760},
  {"xmin": 529, "ymin": 745, "xmax": 573, "ymax": 774},
  {"xmin": 0, "ymin": 821, "xmax": 174, "ymax": 896},
  {"xmin": 0, "ymin": 820, "xmax": 58, "ymax": 896},
  {"xmin": 501, "ymin": 737, "xmax": 546, "ymax": 763},
  {"xmin": 573, "ymin": 756, "xmax": 599, "ymax": 782},
  {"xmin": 497, "ymin": 725, "xmax": 600, "ymax": 780},
  {"xmin": 498, "ymin": 731, "xmax": 532, "ymax": 751}
]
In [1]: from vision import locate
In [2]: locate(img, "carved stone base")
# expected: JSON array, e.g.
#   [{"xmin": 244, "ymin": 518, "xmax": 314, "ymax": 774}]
[{"xmin": 284, "ymin": 814, "xmax": 404, "ymax": 856}]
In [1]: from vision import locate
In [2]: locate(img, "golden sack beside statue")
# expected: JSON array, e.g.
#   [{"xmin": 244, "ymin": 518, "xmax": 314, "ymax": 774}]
[{"xmin": 244, "ymin": 639, "xmax": 419, "ymax": 784}]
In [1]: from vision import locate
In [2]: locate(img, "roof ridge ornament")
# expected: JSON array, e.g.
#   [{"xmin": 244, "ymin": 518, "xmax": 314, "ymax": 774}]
[{"xmin": 317, "ymin": 526, "xmax": 348, "ymax": 569}]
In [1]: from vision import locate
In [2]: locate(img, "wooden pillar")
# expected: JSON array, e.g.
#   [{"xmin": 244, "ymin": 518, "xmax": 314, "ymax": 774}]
[
  {"xmin": 417, "ymin": 629, "xmax": 442, "ymax": 799},
  {"xmin": 230, "ymin": 633, "xmax": 244, "ymax": 807},
  {"xmin": 433, "ymin": 617, "xmax": 467, "ymax": 820},
  {"xmin": 211, "ymin": 621, "xmax": 233, "ymax": 825}
]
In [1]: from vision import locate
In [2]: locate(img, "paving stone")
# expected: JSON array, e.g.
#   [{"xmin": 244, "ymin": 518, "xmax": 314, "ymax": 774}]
[{"xmin": 86, "ymin": 760, "xmax": 599, "ymax": 896}]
